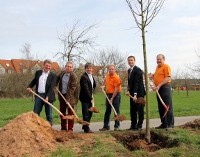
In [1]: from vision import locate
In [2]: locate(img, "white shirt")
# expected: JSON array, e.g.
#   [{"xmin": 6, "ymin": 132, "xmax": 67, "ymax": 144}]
[
  {"xmin": 87, "ymin": 73, "xmax": 94, "ymax": 89},
  {"xmin": 38, "ymin": 71, "xmax": 49, "ymax": 93}
]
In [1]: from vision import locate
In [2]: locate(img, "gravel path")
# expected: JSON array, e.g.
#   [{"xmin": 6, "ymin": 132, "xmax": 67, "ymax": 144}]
[{"xmin": 53, "ymin": 116, "xmax": 200, "ymax": 132}]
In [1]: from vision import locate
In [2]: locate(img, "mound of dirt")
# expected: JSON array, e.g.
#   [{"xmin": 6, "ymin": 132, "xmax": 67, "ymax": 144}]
[
  {"xmin": 181, "ymin": 119, "xmax": 200, "ymax": 129},
  {"xmin": 0, "ymin": 112, "xmax": 77, "ymax": 157}
]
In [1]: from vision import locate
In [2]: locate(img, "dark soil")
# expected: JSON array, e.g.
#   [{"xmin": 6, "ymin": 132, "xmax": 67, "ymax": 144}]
[
  {"xmin": 181, "ymin": 119, "xmax": 200, "ymax": 129},
  {"xmin": 112, "ymin": 131, "xmax": 179, "ymax": 152}
]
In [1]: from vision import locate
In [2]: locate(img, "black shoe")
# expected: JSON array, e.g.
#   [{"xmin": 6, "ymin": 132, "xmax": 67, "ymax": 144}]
[
  {"xmin": 155, "ymin": 124, "xmax": 167, "ymax": 129},
  {"xmin": 137, "ymin": 127, "xmax": 142, "ymax": 130},
  {"xmin": 126, "ymin": 127, "xmax": 133, "ymax": 130},
  {"xmin": 137, "ymin": 125, "xmax": 142, "ymax": 130},
  {"xmin": 84, "ymin": 129, "xmax": 94, "ymax": 133},
  {"xmin": 114, "ymin": 128, "xmax": 120, "ymax": 131},
  {"xmin": 99, "ymin": 127, "xmax": 110, "ymax": 131},
  {"xmin": 126, "ymin": 127, "xmax": 138, "ymax": 131}
]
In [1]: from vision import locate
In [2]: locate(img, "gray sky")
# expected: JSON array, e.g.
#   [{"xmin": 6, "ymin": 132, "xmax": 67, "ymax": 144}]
[{"xmin": 0, "ymin": 0, "xmax": 199, "ymax": 73}]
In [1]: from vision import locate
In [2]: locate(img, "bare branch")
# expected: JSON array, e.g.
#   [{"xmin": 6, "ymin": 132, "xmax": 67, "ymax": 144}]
[{"xmin": 56, "ymin": 20, "xmax": 97, "ymax": 63}]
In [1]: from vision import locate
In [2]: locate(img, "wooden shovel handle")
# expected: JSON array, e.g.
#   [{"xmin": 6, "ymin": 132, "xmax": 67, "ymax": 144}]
[
  {"xmin": 29, "ymin": 90, "xmax": 64, "ymax": 117},
  {"xmin": 56, "ymin": 88, "xmax": 79, "ymax": 119},
  {"xmin": 101, "ymin": 88, "xmax": 118, "ymax": 116}
]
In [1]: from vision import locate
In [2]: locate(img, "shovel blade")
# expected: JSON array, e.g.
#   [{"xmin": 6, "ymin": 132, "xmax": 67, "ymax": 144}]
[
  {"xmin": 114, "ymin": 115, "xmax": 126, "ymax": 121},
  {"xmin": 61, "ymin": 115, "xmax": 75, "ymax": 120},
  {"xmin": 88, "ymin": 107, "xmax": 100, "ymax": 113}
]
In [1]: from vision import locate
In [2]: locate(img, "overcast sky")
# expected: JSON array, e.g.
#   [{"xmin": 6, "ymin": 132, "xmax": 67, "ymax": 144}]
[{"xmin": 0, "ymin": 0, "xmax": 199, "ymax": 74}]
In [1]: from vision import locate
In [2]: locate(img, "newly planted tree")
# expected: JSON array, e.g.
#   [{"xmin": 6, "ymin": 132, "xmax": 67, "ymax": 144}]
[{"xmin": 125, "ymin": 0, "xmax": 165, "ymax": 143}]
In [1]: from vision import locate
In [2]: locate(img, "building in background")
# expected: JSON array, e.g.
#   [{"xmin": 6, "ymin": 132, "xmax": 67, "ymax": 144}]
[{"xmin": 0, "ymin": 59, "xmax": 61, "ymax": 75}]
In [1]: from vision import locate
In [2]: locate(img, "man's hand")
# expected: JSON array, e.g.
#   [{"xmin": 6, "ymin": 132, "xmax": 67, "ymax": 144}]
[
  {"xmin": 45, "ymin": 97, "xmax": 49, "ymax": 102},
  {"xmin": 100, "ymin": 85, "xmax": 105, "ymax": 90},
  {"xmin": 27, "ymin": 88, "xmax": 32, "ymax": 92},
  {"xmin": 148, "ymin": 73, "xmax": 153, "ymax": 79},
  {"xmin": 109, "ymin": 98, "xmax": 113, "ymax": 105},
  {"xmin": 132, "ymin": 95, "xmax": 137, "ymax": 102},
  {"xmin": 91, "ymin": 98, "xmax": 94, "ymax": 104}
]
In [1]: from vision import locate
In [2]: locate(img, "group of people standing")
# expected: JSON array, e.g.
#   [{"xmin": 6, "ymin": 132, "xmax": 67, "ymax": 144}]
[{"xmin": 27, "ymin": 53, "xmax": 174, "ymax": 133}]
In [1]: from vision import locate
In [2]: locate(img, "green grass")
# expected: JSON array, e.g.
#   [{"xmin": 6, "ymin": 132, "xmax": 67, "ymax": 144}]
[{"xmin": 0, "ymin": 90, "xmax": 200, "ymax": 127}]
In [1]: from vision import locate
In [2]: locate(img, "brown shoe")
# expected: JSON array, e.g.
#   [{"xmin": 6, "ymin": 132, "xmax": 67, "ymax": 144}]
[{"xmin": 99, "ymin": 127, "xmax": 110, "ymax": 131}]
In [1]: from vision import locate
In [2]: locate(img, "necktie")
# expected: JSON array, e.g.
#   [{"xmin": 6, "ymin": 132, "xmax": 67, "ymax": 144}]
[{"xmin": 128, "ymin": 68, "xmax": 132, "ymax": 78}]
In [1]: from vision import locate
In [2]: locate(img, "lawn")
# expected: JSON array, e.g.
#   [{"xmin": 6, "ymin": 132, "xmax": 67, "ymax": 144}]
[{"xmin": 0, "ymin": 90, "xmax": 200, "ymax": 128}]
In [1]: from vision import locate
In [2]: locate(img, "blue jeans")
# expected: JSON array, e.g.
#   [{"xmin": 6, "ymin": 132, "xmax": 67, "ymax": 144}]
[
  {"xmin": 81, "ymin": 102, "xmax": 93, "ymax": 131},
  {"xmin": 33, "ymin": 93, "xmax": 53, "ymax": 126},
  {"xmin": 103, "ymin": 93, "xmax": 121, "ymax": 129}
]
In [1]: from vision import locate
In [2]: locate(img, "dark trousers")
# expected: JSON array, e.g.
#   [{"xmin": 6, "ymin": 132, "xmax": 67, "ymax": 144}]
[
  {"xmin": 33, "ymin": 93, "xmax": 53, "ymax": 126},
  {"xmin": 103, "ymin": 93, "xmax": 121, "ymax": 129},
  {"xmin": 81, "ymin": 102, "xmax": 93, "ymax": 131},
  {"xmin": 130, "ymin": 98, "xmax": 144, "ymax": 128},
  {"xmin": 157, "ymin": 85, "xmax": 174, "ymax": 128},
  {"xmin": 59, "ymin": 95, "xmax": 74, "ymax": 130}
]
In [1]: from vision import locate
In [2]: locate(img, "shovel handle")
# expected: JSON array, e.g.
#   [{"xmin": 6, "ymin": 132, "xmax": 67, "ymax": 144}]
[
  {"xmin": 29, "ymin": 90, "xmax": 64, "ymax": 117},
  {"xmin": 156, "ymin": 90, "xmax": 167, "ymax": 109},
  {"xmin": 56, "ymin": 88, "xmax": 79, "ymax": 119},
  {"xmin": 92, "ymin": 94, "xmax": 95, "ymax": 107},
  {"xmin": 101, "ymin": 88, "xmax": 118, "ymax": 116}
]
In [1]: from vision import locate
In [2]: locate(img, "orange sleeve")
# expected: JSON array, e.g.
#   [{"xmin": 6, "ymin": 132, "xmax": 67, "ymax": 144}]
[{"xmin": 164, "ymin": 64, "xmax": 171, "ymax": 77}]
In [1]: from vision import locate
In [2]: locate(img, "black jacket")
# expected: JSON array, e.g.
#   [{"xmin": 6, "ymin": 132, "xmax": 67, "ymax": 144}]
[
  {"xmin": 79, "ymin": 72, "xmax": 96, "ymax": 103},
  {"xmin": 28, "ymin": 70, "xmax": 57, "ymax": 102},
  {"xmin": 128, "ymin": 66, "xmax": 146, "ymax": 97}
]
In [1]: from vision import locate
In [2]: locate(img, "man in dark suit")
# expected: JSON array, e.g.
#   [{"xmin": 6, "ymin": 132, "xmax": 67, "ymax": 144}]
[
  {"xmin": 56, "ymin": 61, "xmax": 78, "ymax": 131},
  {"xmin": 27, "ymin": 59, "xmax": 57, "ymax": 126},
  {"xmin": 79, "ymin": 63, "xmax": 96, "ymax": 133},
  {"xmin": 127, "ymin": 56, "xmax": 146, "ymax": 130}
]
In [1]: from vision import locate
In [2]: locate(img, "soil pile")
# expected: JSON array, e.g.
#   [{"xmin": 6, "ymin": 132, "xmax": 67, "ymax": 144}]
[
  {"xmin": 0, "ymin": 112, "xmax": 74, "ymax": 157},
  {"xmin": 181, "ymin": 119, "xmax": 200, "ymax": 129}
]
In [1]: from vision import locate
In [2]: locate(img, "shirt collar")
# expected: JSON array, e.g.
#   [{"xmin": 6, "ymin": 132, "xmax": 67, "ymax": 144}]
[
  {"xmin": 130, "ymin": 65, "xmax": 135, "ymax": 70},
  {"xmin": 43, "ymin": 70, "xmax": 50, "ymax": 74},
  {"xmin": 86, "ymin": 72, "xmax": 92, "ymax": 76}
]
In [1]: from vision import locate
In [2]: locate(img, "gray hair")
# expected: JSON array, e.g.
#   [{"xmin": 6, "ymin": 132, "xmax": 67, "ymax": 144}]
[
  {"xmin": 157, "ymin": 54, "xmax": 165, "ymax": 60},
  {"xmin": 43, "ymin": 59, "xmax": 52, "ymax": 65}
]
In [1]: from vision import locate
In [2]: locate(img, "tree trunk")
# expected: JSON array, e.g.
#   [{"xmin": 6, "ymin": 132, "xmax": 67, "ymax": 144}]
[{"xmin": 141, "ymin": 3, "xmax": 151, "ymax": 143}]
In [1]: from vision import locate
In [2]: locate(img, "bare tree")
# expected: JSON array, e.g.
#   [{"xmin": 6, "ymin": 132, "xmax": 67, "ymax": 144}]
[
  {"xmin": 189, "ymin": 51, "xmax": 200, "ymax": 81},
  {"xmin": 125, "ymin": 0, "xmax": 165, "ymax": 143},
  {"xmin": 20, "ymin": 43, "xmax": 33, "ymax": 60},
  {"xmin": 56, "ymin": 20, "xmax": 97, "ymax": 66},
  {"xmin": 172, "ymin": 69, "xmax": 182, "ymax": 95},
  {"xmin": 90, "ymin": 48, "xmax": 127, "ymax": 85},
  {"xmin": 172, "ymin": 69, "xmax": 192, "ymax": 96}
]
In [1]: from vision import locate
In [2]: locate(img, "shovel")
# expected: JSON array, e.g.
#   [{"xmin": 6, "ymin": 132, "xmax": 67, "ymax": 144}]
[
  {"xmin": 149, "ymin": 80, "xmax": 169, "ymax": 118},
  {"xmin": 29, "ymin": 89, "xmax": 72, "ymax": 120},
  {"xmin": 101, "ymin": 87, "xmax": 126, "ymax": 121},
  {"xmin": 56, "ymin": 88, "xmax": 89, "ymax": 125},
  {"xmin": 126, "ymin": 91, "xmax": 146, "ymax": 105},
  {"xmin": 88, "ymin": 95, "xmax": 99, "ymax": 113},
  {"xmin": 155, "ymin": 90, "xmax": 169, "ymax": 118}
]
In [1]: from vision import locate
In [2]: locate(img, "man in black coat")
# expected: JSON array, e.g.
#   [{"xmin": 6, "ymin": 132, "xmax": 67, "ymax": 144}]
[
  {"xmin": 27, "ymin": 59, "xmax": 57, "ymax": 126},
  {"xmin": 79, "ymin": 63, "xmax": 96, "ymax": 133},
  {"xmin": 127, "ymin": 56, "xmax": 146, "ymax": 130}
]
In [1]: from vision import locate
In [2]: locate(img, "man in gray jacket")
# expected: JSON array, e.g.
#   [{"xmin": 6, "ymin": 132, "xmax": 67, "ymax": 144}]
[{"xmin": 57, "ymin": 61, "xmax": 78, "ymax": 131}]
